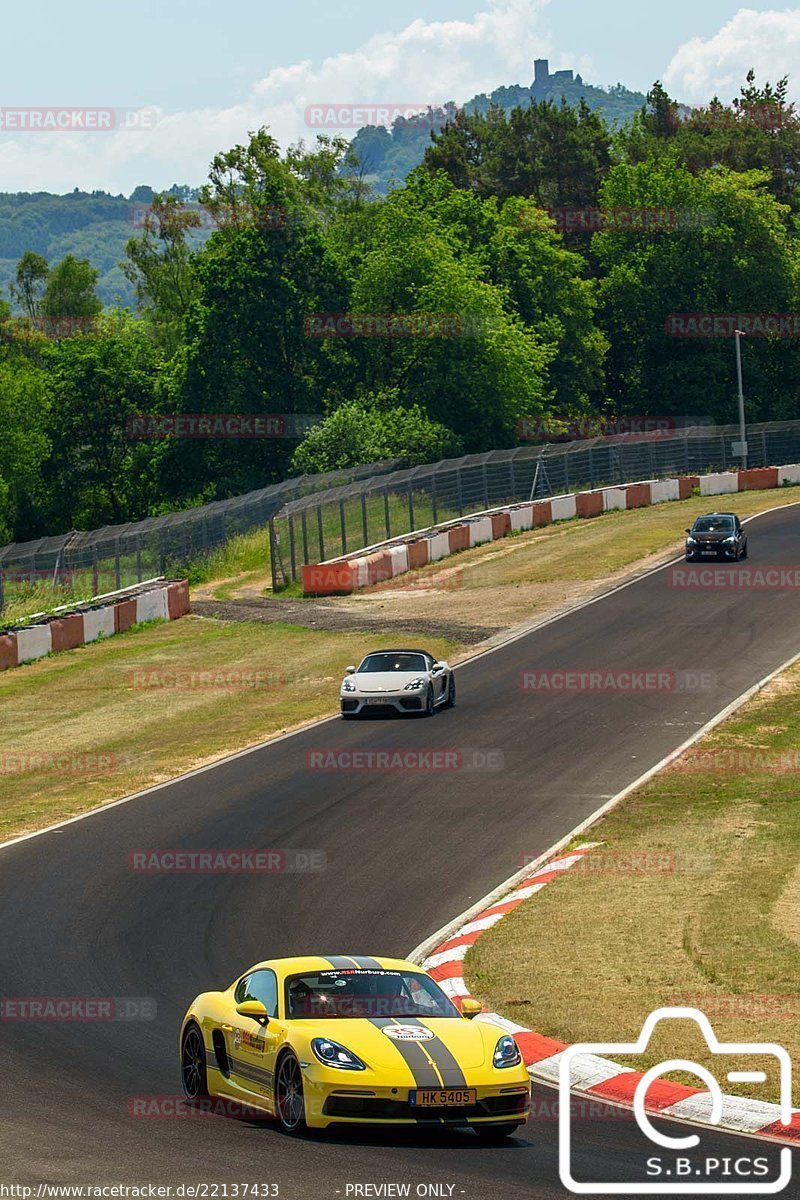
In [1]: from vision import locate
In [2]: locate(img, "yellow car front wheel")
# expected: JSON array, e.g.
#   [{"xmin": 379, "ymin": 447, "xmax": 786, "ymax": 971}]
[
  {"xmin": 181, "ymin": 1024, "xmax": 209, "ymax": 1101},
  {"xmin": 275, "ymin": 1051, "xmax": 307, "ymax": 1135}
]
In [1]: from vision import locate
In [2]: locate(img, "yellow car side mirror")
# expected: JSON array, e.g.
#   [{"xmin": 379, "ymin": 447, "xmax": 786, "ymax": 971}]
[
  {"xmin": 236, "ymin": 1000, "xmax": 269, "ymax": 1025},
  {"xmin": 461, "ymin": 998, "xmax": 483, "ymax": 1020}
]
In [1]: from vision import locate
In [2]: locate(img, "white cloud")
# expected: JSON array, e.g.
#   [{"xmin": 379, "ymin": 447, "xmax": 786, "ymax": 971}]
[
  {"xmin": 664, "ymin": 8, "xmax": 800, "ymax": 105},
  {"xmin": 0, "ymin": 0, "xmax": 552, "ymax": 195}
]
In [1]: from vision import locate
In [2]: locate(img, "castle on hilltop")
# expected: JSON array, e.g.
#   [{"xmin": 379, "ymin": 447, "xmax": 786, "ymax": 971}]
[{"xmin": 532, "ymin": 59, "xmax": 583, "ymax": 97}]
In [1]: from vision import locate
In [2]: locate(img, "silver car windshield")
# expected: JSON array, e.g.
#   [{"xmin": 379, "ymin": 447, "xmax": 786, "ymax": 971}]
[{"xmin": 359, "ymin": 653, "xmax": 428, "ymax": 673}]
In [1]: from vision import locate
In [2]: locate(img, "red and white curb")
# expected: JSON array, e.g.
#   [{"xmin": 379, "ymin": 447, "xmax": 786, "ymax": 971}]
[{"xmin": 418, "ymin": 845, "xmax": 800, "ymax": 1146}]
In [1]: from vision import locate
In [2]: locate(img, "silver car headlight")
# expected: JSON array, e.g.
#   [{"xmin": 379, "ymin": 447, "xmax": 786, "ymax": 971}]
[
  {"xmin": 404, "ymin": 677, "xmax": 426, "ymax": 691},
  {"xmin": 723, "ymin": 536, "xmax": 736, "ymax": 544},
  {"xmin": 342, "ymin": 678, "xmax": 357, "ymax": 692},
  {"xmin": 311, "ymin": 1038, "xmax": 366, "ymax": 1070},
  {"xmin": 493, "ymin": 1035, "xmax": 522, "ymax": 1069},
  {"xmin": 686, "ymin": 536, "xmax": 697, "ymax": 545}
]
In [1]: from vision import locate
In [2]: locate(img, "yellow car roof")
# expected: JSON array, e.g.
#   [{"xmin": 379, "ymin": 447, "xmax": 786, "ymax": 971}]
[{"xmin": 246, "ymin": 955, "xmax": 422, "ymax": 975}]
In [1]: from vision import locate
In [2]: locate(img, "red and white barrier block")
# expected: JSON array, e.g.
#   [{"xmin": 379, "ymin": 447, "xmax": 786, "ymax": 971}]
[
  {"xmin": 418, "ymin": 846, "xmax": 800, "ymax": 1145},
  {"xmin": 0, "ymin": 579, "xmax": 191, "ymax": 674}
]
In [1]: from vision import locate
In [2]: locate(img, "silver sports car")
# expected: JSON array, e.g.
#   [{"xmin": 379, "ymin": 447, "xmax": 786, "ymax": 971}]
[{"xmin": 340, "ymin": 649, "xmax": 455, "ymax": 718}]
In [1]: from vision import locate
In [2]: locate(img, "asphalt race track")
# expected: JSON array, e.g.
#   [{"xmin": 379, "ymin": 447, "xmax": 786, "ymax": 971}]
[{"xmin": 3, "ymin": 504, "xmax": 800, "ymax": 1199}]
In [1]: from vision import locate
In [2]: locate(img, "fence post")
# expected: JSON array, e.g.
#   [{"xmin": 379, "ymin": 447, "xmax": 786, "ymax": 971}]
[
  {"xmin": 317, "ymin": 505, "xmax": 325, "ymax": 561},
  {"xmin": 384, "ymin": 489, "xmax": 391, "ymax": 539},
  {"xmin": 431, "ymin": 473, "xmax": 438, "ymax": 525},
  {"xmin": 456, "ymin": 467, "xmax": 463, "ymax": 516},
  {"xmin": 407, "ymin": 482, "xmax": 415, "ymax": 531},
  {"xmin": 115, "ymin": 541, "xmax": 121, "ymax": 590},
  {"xmin": 269, "ymin": 518, "xmax": 280, "ymax": 592},
  {"xmin": 92, "ymin": 546, "xmax": 99, "ymax": 597},
  {"xmin": 509, "ymin": 457, "xmax": 516, "ymax": 500},
  {"xmin": 301, "ymin": 509, "xmax": 309, "ymax": 566},
  {"xmin": 0, "ymin": 568, "xmax": 4, "ymax": 615},
  {"xmin": 136, "ymin": 534, "xmax": 142, "ymax": 583},
  {"xmin": 361, "ymin": 493, "xmax": 368, "ymax": 548},
  {"xmin": 288, "ymin": 514, "xmax": 297, "ymax": 582},
  {"xmin": 482, "ymin": 463, "xmax": 489, "ymax": 508},
  {"xmin": 339, "ymin": 500, "xmax": 347, "ymax": 556}
]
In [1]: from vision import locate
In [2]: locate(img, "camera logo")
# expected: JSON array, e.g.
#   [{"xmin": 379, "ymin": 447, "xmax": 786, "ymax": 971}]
[{"xmin": 559, "ymin": 1007, "xmax": 793, "ymax": 1194}]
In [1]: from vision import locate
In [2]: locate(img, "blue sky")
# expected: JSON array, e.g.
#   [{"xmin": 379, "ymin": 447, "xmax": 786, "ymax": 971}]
[{"xmin": 1, "ymin": 0, "xmax": 798, "ymax": 192}]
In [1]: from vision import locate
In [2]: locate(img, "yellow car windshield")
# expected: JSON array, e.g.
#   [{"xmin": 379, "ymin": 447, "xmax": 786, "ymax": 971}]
[{"xmin": 284, "ymin": 968, "xmax": 460, "ymax": 1019}]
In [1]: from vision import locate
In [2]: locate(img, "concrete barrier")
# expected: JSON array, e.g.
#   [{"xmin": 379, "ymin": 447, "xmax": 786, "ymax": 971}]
[
  {"xmin": 491, "ymin": 512, "xmax": 512, "ymax": 540},
  {"xmin": 510, "ymin": 505, "xmax": 534, "ymax": 531},
  {"xmin": 575, "ymin": 491, "xmax": 603, "ymax": 519},
  {"xmin": 166, "ymin": 580, "xmax": 191, "ymax": 620},
  {"xmin": 136, "ymin": 588, "xmax": 169, "ymax": 624},
  {"xmin": 367, "ymin": 550, "xmax": 393, "ymax": 585},
  {"xmin": 550, "ymin": 495, "xmax": 577, "ymax": 522},
  {"xmin": 778, "ymin": 464, "xmax": 800, "ymax": 486},
  {"xmin": 50, "ymin": 612, "xmax": 85, "ymax": 653},
  {"xmin": 83, "ymin": 606, "xmax": 116, "ymax": 643},
  {"xmin": 350, "ymin": 557, "xmax": 370, "ymax": 587},
  {"xmin": 301, "ymin": 562, "xmax": 355, "ymax": 595},
  {"xmin": 114, "ymin": 598, "xmax": 139, "ymax": 632},
  {"xmin": 651, "ymin": 479, "xmax": 681, "ymax": 503},
  {"xmin": 428, "ymin": 531, "xmax": 451, "ymax": 561},
  {"xmin": 678, "ymin": 476, "xmax": 700, "ymax": 499},
  {"xmin": 625, "ymin": 482, "xmax": 651, "ymax": 508},
  {"xmin": 448, "ymin": 525, "xmax": 470, "ymax": 553},
  {"xmin": 16, "ymin": 624, "xmax": 52, "ymax": 664},
  {"xmin": 407, "ymin": 540, "xmax": 429, "ymax": 569},
  {"xmin": 0, "ymin": 633, "xmax": 18, "ymax": 670},
  {"xmin": 739, "ymin": 467, "xmax": 779, "ymax": 491},
  {"xmin": 388, "ymin": 545, "xmax": 409, "ymax": 576},
  {"xmin": 468, "ymin": 516, "xmax": 494, "ymax": 547},
  {"xmin": 603, "ymin": 487, "xmax": 627, "ymax": 512},
  {"xmin": 700, "ymin": 472, "xmax": 738, "ymax": 496},
  {"xmin": 532, "ymin": 501, "xmax": 552, "ymax": 527}
]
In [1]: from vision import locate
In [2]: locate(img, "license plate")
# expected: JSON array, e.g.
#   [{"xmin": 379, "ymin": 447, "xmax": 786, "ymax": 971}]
[
  {"xmin": 365, "ymin": 697, "xmax": 391, "ymax": 705},
  {"xmin": 409, "ymin": 1088, "xmax": 477, "ymax": 1107},
  {"xmin": 701, "ymin": 549, "xmax": 717, "ymax": 555}
]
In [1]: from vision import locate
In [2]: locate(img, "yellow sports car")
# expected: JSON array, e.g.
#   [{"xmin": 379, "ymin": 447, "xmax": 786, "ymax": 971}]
[{"xmin": 180, "ymin": 955, "xmax": 530, "ymax": 1138}]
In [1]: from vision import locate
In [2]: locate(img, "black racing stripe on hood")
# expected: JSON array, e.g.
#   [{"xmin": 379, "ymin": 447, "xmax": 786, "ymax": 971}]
[
  {"xmin": 349, "ymin": 956, "xmax": 385, "ymax": 969},
  {"xmin": 323, "ymin": 956, "xmax": 361, "ymax": 970},
  {"xmin": 401, "ymin": 1018, "xmax": 467, "ymax": 1087},
  {"xmin": 369, "ymin": 1018, "xmax": 441, "ymax": 1089}
]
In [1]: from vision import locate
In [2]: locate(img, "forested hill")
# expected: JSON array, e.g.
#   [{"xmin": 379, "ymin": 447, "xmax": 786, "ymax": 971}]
[
  {"xmin": 350, "ymin": 70, "xmax": 648, "ymax": 193},
  {"xmin": 0, "ymin": 185, "xmax": 206, "ymax": 309}
]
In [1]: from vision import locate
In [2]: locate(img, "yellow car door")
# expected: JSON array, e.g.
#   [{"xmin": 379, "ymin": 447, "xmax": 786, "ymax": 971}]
[{"xmin": 227, "ymin": 967, "xmax": 283, "ymax": 1111}]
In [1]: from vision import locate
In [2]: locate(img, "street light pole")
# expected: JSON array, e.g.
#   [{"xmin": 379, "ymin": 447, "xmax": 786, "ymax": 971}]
[{"xmin": 734, "ymin": 329, "xmax": 747, "ymax": 469}]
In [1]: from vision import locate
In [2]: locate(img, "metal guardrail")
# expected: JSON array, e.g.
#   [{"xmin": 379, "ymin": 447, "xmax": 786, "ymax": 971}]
[{"xmin": 268, "ymin": 421, "xmax": 800, "ymax": 588}]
